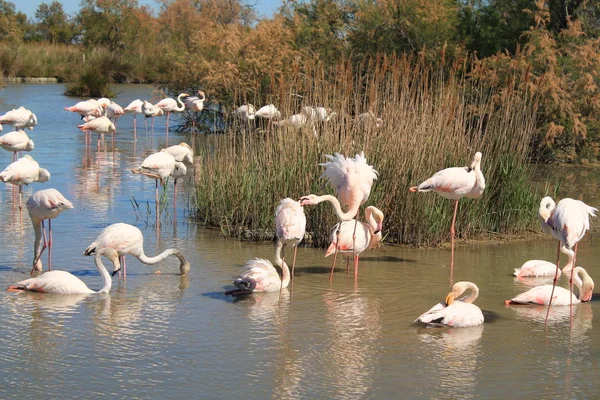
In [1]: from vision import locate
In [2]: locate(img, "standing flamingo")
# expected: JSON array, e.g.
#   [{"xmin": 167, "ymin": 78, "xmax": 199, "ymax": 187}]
[
  {"xmin": 225, "ymin": 240, "xmax": 290, "ymax": 295},
  {"xmin": 7, "ymin": 248, "xmax": 119, "ymax": 294},
  {"xmin": 131, "ymin": 149, "xmax": 177, "ymax": 223},
  {"xmin": 0, "ymin": 130, "xmax": 34, "ymax": 161},
  {"xmin": 83, "ymin": 222, "xmax": 190, "ymax": 277},
  {"xmin": 255, "ymin": 104, "xmax": 281, "ymax": 132},
  {"xmin": 415, "ymin": 281, "xmax": 484, "ymax": 327},
  {"xmin": 106, "ymin": 101, "xmax": 125, "ymax": 124},
  {"xmin": 275, "ymin": 198, "xmax": 306, "ymax": 280},
  {"xmin": 77, "ymin": 116, "xmax": 116, "ymax": 148},
  {"xmin": 184, "ymin": 90, "xmax": 206, "ymax": 133},
  {"xmin": 325, "ymin": 206, "xmax": 383, "ymax": 280},
  {"xmin": 154, "ymin": 92, "xmax": 189, "ymax": 142},
  {"xmin": 409, "ymin": 152, "xmax": 485, "ymax": 281},
  {"xmin": 164, "ymin": 142, "xmax": 193, "ymax": 217},
  {"xmin": 142, "ymin": 101, "xmax": 163, "ymax": 133},
  {"xmin": 64, "ymin": 99, "xmax": 104, "ymax": 118},
  {"xmin": 234, "ymin": 104, "xmax": 256, "ymax": 122},
  {"xmin": 513, "ymin": 245, "xmax": 573, "ymax": 278},
  {"xmin": 538, "ymin": 196, "xmax": 597, "ymax": 323},
  {"xmin": 0, "ymin": 107, "xmax": 38, "ymax": 130},
  {"xmin": 0, "ymin": 155, "xmax": 51, "ymax": 213},
  {"xmin": 505, "ymin": 267, "xmax": 594, "ymax": 306},
  {"xmin": 300, "ymin": 152, "xmax": 378, "ymax": 281},
  {"xmin": 26, "ymin": 188, "xmax": 74, "ymax": 274},
  {"xmin": 124, "ymin": 99, "xmax": 144, "ymax": 133}
]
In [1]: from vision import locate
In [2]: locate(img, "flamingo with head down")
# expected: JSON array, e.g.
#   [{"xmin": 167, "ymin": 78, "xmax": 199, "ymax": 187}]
[
  {"xmin": 0, "ymin": 155, "xmax": 51, "ymax": 214},
  {"xmin": 275, "ymin": 198, "xmax": 306, "ymax": 280},
  {"xmin": 0, "ymin": 130, "xmax": 34, "ymax": 161},
  {"xmin": 0, "ymin": 107, "xmax": 37, "ymax": 130}
]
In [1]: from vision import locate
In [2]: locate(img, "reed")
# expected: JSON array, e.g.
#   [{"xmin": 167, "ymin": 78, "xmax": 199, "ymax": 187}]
[
  {"xmin": 0, "ymin": 43, "xmax": 83, "ymax": 81},
  {"xmin": 190, "ymin": 55, "xmax": 543, "ymax": 246}
]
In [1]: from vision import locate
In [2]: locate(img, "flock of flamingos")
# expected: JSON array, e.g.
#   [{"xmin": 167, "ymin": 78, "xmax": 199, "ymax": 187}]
[{"xmin": 0, "ymin": 92, "xmax": 596, "ymax": 329}]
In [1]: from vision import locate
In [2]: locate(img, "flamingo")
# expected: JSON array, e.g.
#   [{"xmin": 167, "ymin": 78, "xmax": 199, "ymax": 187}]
[
  {"xmin": 234, "ymin": 104, "xmax": 256, "ymax": 122},
  {"xmin": 538, "ymin": 196, "xmax": 597, "ymax": 323},
  {"xmin": 142, "ymin": 100, "xmax": 163, "ymax": 132},
  {"xmin": 83, "ymin": 222, "xmax": 191, "ymax": 277},
  {"xmin": 131, "ymin": 149, "xmax": 177, "ymax": 222},
  {"xmin": 164, "ymin": 142, "xmax": 193, "ymax": 165},
  {"xmin": 184, "ymin": 90, "xmax": 206, "ymax": 133},
  {"xmin": 26, "ymin": 188, "xmax": 74, "ymax": 274},
  {"xmin": 154, "ymin": 92, "xmax": 189, "ymax": 141},
  {"xmin": 275, "ymin": 198, "xmax": 306, "ymax": 280},
  {"xmin": 0, "ymin": 107, "xmax": 37, "ymax": 130},
  {"xmin": 0, "ymin": 130, "xmax": 34, "ymax": 161},
  {"xmin": 0, "ymin": 155, "xmax": 51, "ymax": 213},
  {"xmin": 300, "ymin": 151, "xmax": 378, "ymax": 281},
  {"xmin": 505, "ymin": 267, "xmax": 594, "ymax": 306},
  {"xmin": 169, "ymin": 162, "xmax": 187, "ymax": 218},
  {"xmin": 409, "ymin": 152, "xmax": 485, "ymax": 281},
  {"xmin": 123, "ymin": 99, "xmax": 144, "ymax": 132},
  {"xmin": 255, "ymin": 104, "xmax": 281, "ymax": 131},
  {"xmin": 274, "ymin": 113, "xmax": 317, "ymax": 137},
  {"xmin": 513, "ymin": 246, "xmax": 573, "ymax": 278},
  {"xmin": 7, "ymin": 248, "xmax": 119, "ymax": 294},
  {"xmin": 77, "ymin": 116, "xmax": 116, "ymax": 148},
  {"xmin": 106, "ymin": 101, "xmax": 125, "ymax": 123},
  {"xmin": 415, "ymin": 281, "xmax": 484, "ymax": 327},
  {"xmin": 302, "ymin": 106, "xmax": 337, "ymax": 123},
  {"xmin": 64, "ymin": 99, "xmax": 103, "ymax": 118},
  {"xmin": 225, "ymin": 240, "xmax": 289, "ymax": 295},
  {"xmin": 325, "ymin": 206, "xmax": 383, "ymax": 280}
]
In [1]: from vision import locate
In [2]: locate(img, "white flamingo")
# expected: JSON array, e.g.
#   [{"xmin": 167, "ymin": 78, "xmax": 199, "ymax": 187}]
[
  {"xmin": 84, "ymin": 222, "xmax": 190, "ymax": 277},
  {"xmin": 409, "ymin": 152, "xmax": 485, "ymax": 281},
  {"xmin": 234, "ymin": 104, "xmax": 256, "ymax": 122},
  {"xmin": 0, "ymin": 107, "xmax": 38, "ymax": 130},
  {"xmin": 513, "ymin": 246, "xmax": 573, "ymax": 278},
  {"xmin": 0, "ymin": 155, "xmax": 50, "ymax": 212},
  {"xmin": 64, "ymin": 99, "xmax": 103, "ymax": 118},
  {"xmin": 0, "ymin": 130, "xmax": 34, "ymax": 161},
  {"xmin": 255, "ymin": 104, "xmax": 281, "ymax": 131},
  {"xmin": 154, "ymin": 92, "xmax": 189, "ymax": 140},
  {"xmin": 106, "ymin": 101, "xmax": 125, "ymax": 123},
  {"xmin": 7, "ymin": 248, "xmax": 119, "ymax": 294},
  {"xmin": 275, "ymin": 198, "xmax": 306, "ymax": 280},
  {"xmin": 77, "ymin": 116, "xmax": 116, "ymax": 148},
  {"xmin": 416, "ymin": 281, "xmax": 484, "ymax": 327},
  {"xmin": 123, "ymin": 99, "xmax": 144, "ymax": 132},
  {"xmin": 27, "ymin": 188, "xmax": 74, "ymax": 274}
]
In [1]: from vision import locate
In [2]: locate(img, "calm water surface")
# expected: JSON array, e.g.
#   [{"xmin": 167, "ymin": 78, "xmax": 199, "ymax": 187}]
[{"xmin": 0, "ymin": 84, "xmax": 599, "ymax": 399}]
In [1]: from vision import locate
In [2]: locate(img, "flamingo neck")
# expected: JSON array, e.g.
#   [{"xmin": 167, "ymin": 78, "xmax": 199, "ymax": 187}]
[
  {"xmin": 138, "ymin": 249, "xmax": 190, "ymax": 274},
  {"xmin": 175, "ymin": 94, "xmax": 186, "ymax": 112},
  {"xmin": 274, "ymin": 241, "xmax": 290, "ymax": 289},
  {"xmin": 95, "ymin": 248, "xmax": 116, "ymax": 293},
  {"xmin": 314, "ymin": 194, "xmax": 359, "ymax": 221},
  {"xmin": 461, "ymin": 283, "xmax": 479, "ymax": 303},
  {"xmin": 31, "ymin": 217, "xmax": 44, "ymax": 271}
]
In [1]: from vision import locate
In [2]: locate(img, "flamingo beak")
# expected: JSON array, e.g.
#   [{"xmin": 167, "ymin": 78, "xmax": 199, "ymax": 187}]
[
  {"xmin": 111, "ymin": 269, "xmax": 121, "ymax": 277},
  {"xmin": 374, "ymin": 221, "xmax": 383, "ymax": 235},
  {"xmin": 445, "ymin": 292, "xmax": 455, "ymax": 306}
]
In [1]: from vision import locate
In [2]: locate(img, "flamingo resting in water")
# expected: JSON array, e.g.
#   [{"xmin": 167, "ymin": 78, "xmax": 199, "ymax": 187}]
[
  {"xmin": 275, "ymin": 198, "xmax": 306, "ymax": 280},
  {"xmin": 409, "ymin": 152, "xmax": 485, "ymax": 281},
  {"xmin": 84, "ymin": 222, "xmax": 190, "ymax": 277},
  {"xmin": 325, "ymin": 206, "xmax": 383, "ymax": 280},
  {"xmin": 505, "ymin": 267, "xmax": 594, "ymax": 306},
  {"xmin": 27, "ymin": 188, "xmax": 74, "ymax": 274},
  {"xmin": 123, "ymin": 99, "xmax": 144, "ymax": 133},
  {"xmin": 300, "ymin": 151, "xmax": 378, "ymax": 281},
  {"xmin": 7, "ymin": 247, "xmax": 119, "ymax": 294},
  {"xmin": 415, "ymin": 281, "xmax": 484, "ymax": 328},
  {"xmin": 513, "ymin": 245, "xmax": 574, "ymax": 278},
  {"xmin": 0, "ymin": 107, "xmax": 38, "ymax": 130},
  {"xmin": 0, "ymin": 130, "xmax": 34, "ymax": 161},
  {"xmin": 0, "ymin": 155, "xmax": 51, "ymax": 214},
  {"xmin": 538, "ymin": 196, "xmax": 596, "ymax": 323},
  {"xmin": 225, "ymin": 240, "xmax": 289, "ymax": 295}
]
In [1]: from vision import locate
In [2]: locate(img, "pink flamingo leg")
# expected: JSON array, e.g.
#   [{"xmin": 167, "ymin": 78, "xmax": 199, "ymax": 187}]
[
  {"xmin": 173, "ymin": 178, "xmax": 178, "ymax": 221},
  {"xmin": 354, "ymin": 253, "xmax": 359, "ymax": 281},
  {"xmin": 166, "ymin": 112, "xmax": 170, "ymax": 145},
  {"xmin": 291, "ymin": 245, "xmax": 298, "ymax": 279},
  {"xmin": 48, "ymin": 219, "xmax": 53, "ymax": 271},
  {"xmin": 329, "ymin": 228, "xmax": 341, "ymax": 281},
  {"xmin": 544, "ymin": 240, "xmax": 562, "ymax": 325},
  {"xmin": 351, "ymin": 215, "xmax": 360, "ymax": 281},
  {"xmin": 279, "ymin": 244, "xmax": 286, "ymax": 300},
  {"xmin": 155, "ymin": 179, "xmax": 160, "ymax": 226},
  {"xmin": 569, "ymin": 242, "xmax": 578, "ymax": 328},
  {"xmin": 450, "ymin": 199, "xmax": 459, "ymax": 283}
]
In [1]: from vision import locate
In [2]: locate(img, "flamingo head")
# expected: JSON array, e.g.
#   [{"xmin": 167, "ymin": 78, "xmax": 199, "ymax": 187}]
[
  {"xmin": 97, "ymin": 98, "xmax": 111, "ymax": 108},
  {"xmin": 299, "ymin": 194, "xmax": 320, "ymax": 207},
  {"xmin": 538, "ymin": 196, "xmax": 556, "ymax": 223},
  {"xmin": 37, "ymin": 168, "xmax": 51, "ymax": 183},
  {"xmin": 468, "ymin": 152, "xmax": 482, "ymax": 172}
]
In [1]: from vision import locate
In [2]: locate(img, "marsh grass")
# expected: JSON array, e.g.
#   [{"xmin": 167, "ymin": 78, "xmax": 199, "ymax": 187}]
[{"xmin": 190, "ymin": 55, "xmax": 544, "ymax": 246}]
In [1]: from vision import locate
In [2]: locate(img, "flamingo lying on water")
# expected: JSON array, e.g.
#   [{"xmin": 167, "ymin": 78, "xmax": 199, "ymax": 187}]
[{"xmin": 415, "ymin": 281, "xmax": 484, "ymax": 327}]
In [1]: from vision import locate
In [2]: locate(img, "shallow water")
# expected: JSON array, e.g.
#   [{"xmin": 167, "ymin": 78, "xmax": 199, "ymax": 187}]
[{"xmin": 0, "ymin": 84, "xmax": 599, "ymax": 398}]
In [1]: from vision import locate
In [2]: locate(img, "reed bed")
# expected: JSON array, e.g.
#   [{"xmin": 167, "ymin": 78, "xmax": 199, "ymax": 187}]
[{"xmin": 190, "ymin": 55, "xmax": 542, "ymax": 246}]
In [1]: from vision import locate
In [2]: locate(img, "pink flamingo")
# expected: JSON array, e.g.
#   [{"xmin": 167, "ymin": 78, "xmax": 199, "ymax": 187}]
[
  {"xmin": 7, "ymin": 248, "xmax": 118, "ymax": 294},
  {"xmin": 255, "ymin": 104, "xmax": 281, "ymax": 132},
  {"xmin": 513, "ymin": 246, "xmax": 573, "ymax": 278},
  {"xmin": 77, "ymin": 116, "xmax": 116, "ymax": 148},
  {"xmin": 26, "ymin": 188, "xmax": 74, "ymax": 274},
  {"xmin": 84, "ymin": 222, "xmax": 190, "ymax": 278},
  {"xmin": 505, "ymin": 267, "xmax": 594, "ymax": 306},
  {"xmin": 415, "ymin": 281, "xmax": 484, "ymax": 327},
  {"xmin": 0, "ymin": 107, "xmax": 37, "ymax": 130},
  {"xmin": 538, "ymin": 196, "xmax": 597, "ymax": 324},
  {"xmin": 124, "ymin": 99, "xmax": 144, "ymax": 133},
  {"xmin": 324, "ymin": 206, "xmax": 383, "ymax": 280},
  {"xmin": 184, "ymin": 90, "xmax": 206, "ymax": 132},
  {"xmin": 300, "ymin": 152, "xmax": 378, "ymax": 281},
  {"xmin": 0, "ymin": 130, "xmax": 34, "ymax": 161},
  {"xmin": 64, "ymin": 99, "xmax": 105, "ymax": 118},
  {"xmin": 0, "ymin": 155, "xmax": 51, "ymax": 214},
  {"xmin": 409, "ymin": 152, "xmax": 485, "ymax": 281},
  {"xmin": 225, "ymin": 241, "xmax": 290, "ymax": 295},
  {"xmin": 106, "ymin": 101, "xmax": 125, "ymax": 123},
  {"xmin": 275, "ymin": 198, "xmax": 306, "ymax": 280},
  {"xmin": 154, "ymin": 92, "xmax": 189, "ymax": 142}
]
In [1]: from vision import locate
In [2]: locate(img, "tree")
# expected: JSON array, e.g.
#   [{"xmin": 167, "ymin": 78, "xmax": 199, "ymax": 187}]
[
  {"xmin": 35, "ymin": 1, "xmax": 74, "ymax": 44},
  {"xmin": 0, "ymin": 0, "xmax": 29, "ymax": 43}
]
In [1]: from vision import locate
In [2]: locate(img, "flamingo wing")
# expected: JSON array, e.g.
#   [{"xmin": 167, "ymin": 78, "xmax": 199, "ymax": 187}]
[
  {"xmin": 12, "ymin": 271, "xmax": 93, "ymax": 294},
  {"xmin": 416, "ymin": 301, "xmax": 484, "ymax": 327},
  {"xmin": 514, "ymin": 260, "xmax": 561, "ymax": 278}
]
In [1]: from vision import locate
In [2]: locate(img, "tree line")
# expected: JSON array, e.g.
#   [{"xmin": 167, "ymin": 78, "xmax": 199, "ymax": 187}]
[{"xmin": 1, "ymin": 0, "xmax": 600, "ymax": 161}]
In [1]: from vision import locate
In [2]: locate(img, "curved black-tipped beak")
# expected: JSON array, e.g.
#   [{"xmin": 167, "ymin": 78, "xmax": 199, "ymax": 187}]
[{"xmin": 111, "ymin": 269, "xmax": 120, "ymax": 277}]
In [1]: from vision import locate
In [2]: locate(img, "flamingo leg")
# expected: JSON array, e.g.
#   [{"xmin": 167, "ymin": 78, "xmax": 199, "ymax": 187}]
[
  {"xmin": 544, "ymin": 240, "xmax": 562, "ymax": 325},
  {"xmin": 291, "ymin": 245, "xmax": 298, "ymax": 279},
  {"xmin": 133, "ymin": 114, "xmax": 137, "ymax": 135},
  {"xmin": 450, "ymin": 199, "xmax": 459, "ymax": 283},
  {"xmin": 354, "ymin": 253, "xmax": 359, "ymax": 281},
  {"xmin": 173, "ymin": 178, "xmax": 178, "ymax": 222},
  {"xmin": 279, "ymin": 244, "xmax": 285, "ymax": 300},
  {"xmin": 166, "ymin": 112, "xmax": 170, "ymax": 145},
  {"xmin": 352, "ymin": 215, "xmax": 360, "ymax": 282},
  {"xmin": 569, "ymin": 242, "xmax": 578, "ymax": 328},
  {"xmin": 329, "ymin": 226, "xmax": 341, "ymax": 281},
  {"xmin": 48, "ymin": 219, "xmax": 53, "ymax": 271},
  {"xmin": 346, "ymin": 257, "xmax": 350, "ymax": 275},
  {"xmin": 155, "ymin": 179, "xmax": 160, "ymax": 227}
]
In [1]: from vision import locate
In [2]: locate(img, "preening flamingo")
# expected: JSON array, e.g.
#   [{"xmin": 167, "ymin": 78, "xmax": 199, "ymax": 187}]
[
  {"xmin": 154, "ymin": 92, "xmax": 189, "ymax": 140},
  {"xmin": 415, "ymin": 281, "xmax": 484, "ymax": 328},
  {"xmin": 538, "ymin": 196, "xmax": 597, "ymax": 323},
  {"xmin": 513, "ymin": 246, "xmax": 573, "ymax": 278},
  {"xmin": 84, "ymin": 222, "xmax": 191, "ymax": 277},
  {"xmin": 26, "ymin": 188, "xmax": 74, "ymax": 274},
  {"xmin": 0, "ymin": 155, "xmax": 51, "ymax": 212},
  {"xmin": 225, "ymin": 241, "xmax": 290, "ymax": 295},
  {"xmin": 142, "ymin": 100, "xmax": 163, "ymax": 132},
  {"xmin": 300, "ymin": 151, "xmax": 378, "ymax": 281},
  {"xmin": 106, "ymin": 101, "xmax": 125, "ymax": 123},
  {"xmin": 325, "ymin": 206, "xmax": 383, "ymax": 280},
  {"xmin": 0, "ymin": 130, "xmax": 34, "ymax": 161},
  {"xmin": 275, "ymin": 198, "xmax": 306, "ymax": 280},
  {"xmin": 124, "ymin": 99, "xmax": 144, "ymax": 132},
  {"xmin": 131, "ymin": 149, "xmax": 177, "ymax": 222},
  {"xmin": 0, "ymin": 107, "xmax": 37, "ymax": 130},
  {"xmin": 505, "ymin": 267, "xmax": 594, "ymax": 306},
  {"xmin": 164, "ymin": 142, "xmax": 194, "ymax": 165},
  {"xmin": 409, "ymin": 152, "xmax": 485, "ymax": 281},
  {"xmin": 7, "ymin": 248, "xmax": 119, "ymax": 294}
]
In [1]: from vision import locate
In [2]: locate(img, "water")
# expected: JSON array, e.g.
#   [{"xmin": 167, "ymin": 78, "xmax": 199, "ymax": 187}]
[{"xmin": 0, "ymin": 83, "xmax": 599, "ymax": 399}]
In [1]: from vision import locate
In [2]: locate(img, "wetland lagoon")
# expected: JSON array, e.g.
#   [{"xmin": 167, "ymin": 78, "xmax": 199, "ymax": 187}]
[{"xmin": 0, "ymin": 83, "xmax": 599, "ymax": 399}]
